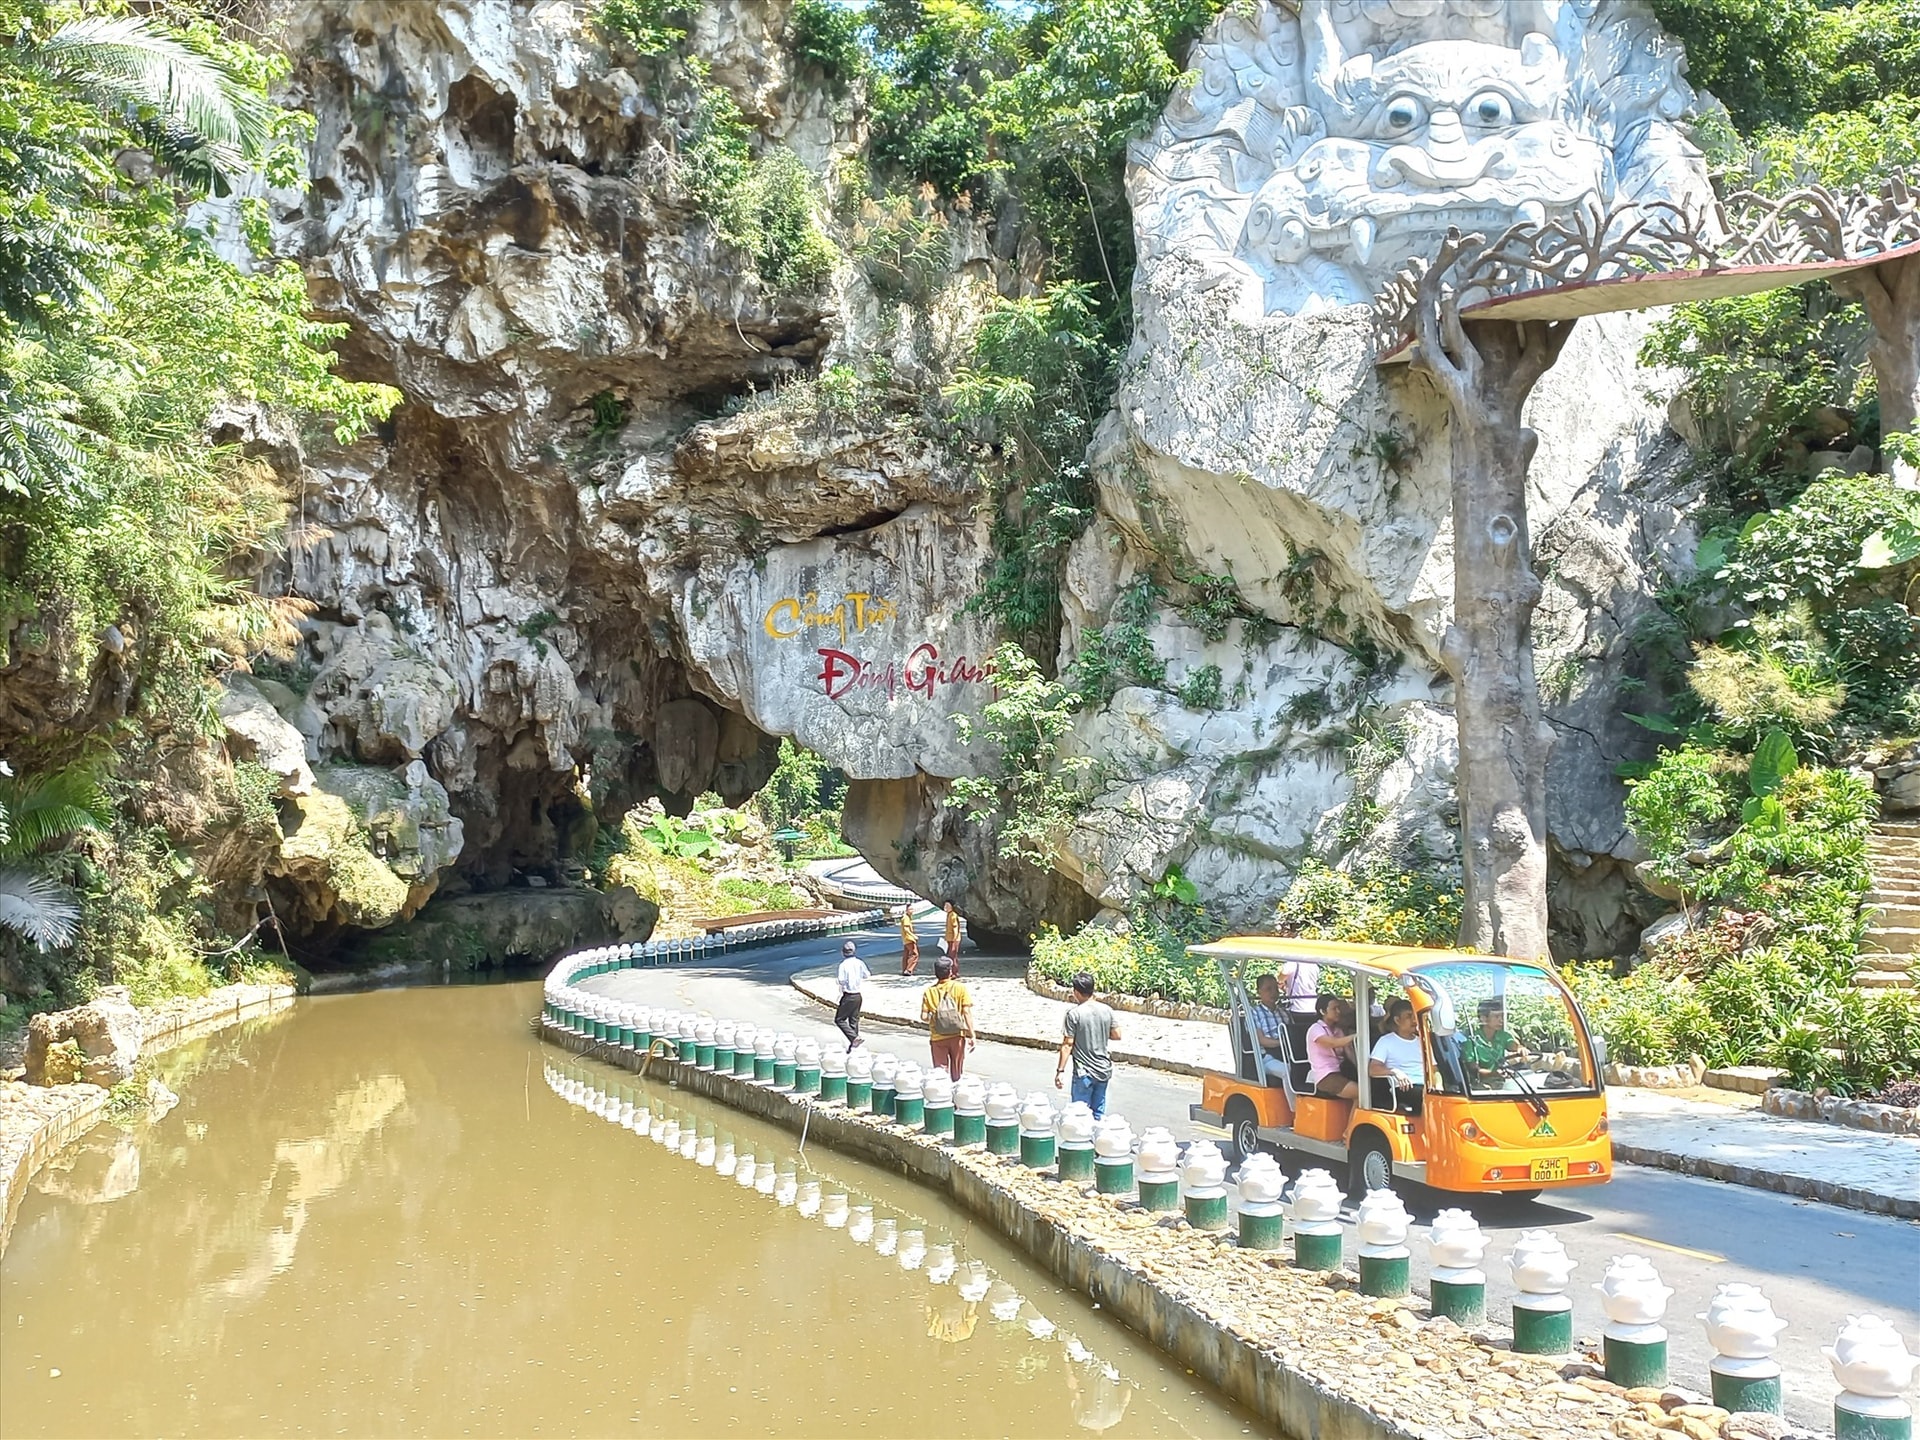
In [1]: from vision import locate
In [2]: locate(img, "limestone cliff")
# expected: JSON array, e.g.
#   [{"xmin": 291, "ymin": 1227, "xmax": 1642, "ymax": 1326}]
[{"xmin": 255, "ymin": 0, "xmax": 1707, "ymax": 957}]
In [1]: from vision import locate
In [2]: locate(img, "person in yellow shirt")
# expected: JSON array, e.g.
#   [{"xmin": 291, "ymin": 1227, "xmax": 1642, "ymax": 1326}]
[
  {"xmin": 898, "ymin": 905, "xmax": 920, "ymax": 975},
  {"xmin": 921, "ymin": 955, "xmax": 975, "ymax": 1078},
  {"xmin": 943, "ymin": 902, "xmax": 963, "ymax": 975}
]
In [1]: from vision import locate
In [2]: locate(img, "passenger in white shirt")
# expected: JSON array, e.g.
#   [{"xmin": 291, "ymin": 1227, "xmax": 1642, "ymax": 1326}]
[
  {"xmin": 834, "ymin": 940, "xmax": 870, "ymax": 1047},
  {"xmin": 1368, "ymin": 997, "xmax": 1426, "ymax": 1113}
]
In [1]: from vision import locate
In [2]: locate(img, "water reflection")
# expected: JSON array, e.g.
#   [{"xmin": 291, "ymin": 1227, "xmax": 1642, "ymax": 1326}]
[
  {"xmin": 545, "ymin": 1058, "xmax": 1152, "ymax": 1432},
  {"xmin": 0, "ymin": 983, "xmax": 1249, "ymax": 1439},
  {"xmin": 220, "ymin": 1075, "xmax": 407, "ymax": 1299}
]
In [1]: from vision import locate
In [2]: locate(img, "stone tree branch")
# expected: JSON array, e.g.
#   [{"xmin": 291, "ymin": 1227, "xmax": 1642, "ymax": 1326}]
[{"xmin": 1409, "ymin": 229, "xmax": 1574, "ymax": 961}]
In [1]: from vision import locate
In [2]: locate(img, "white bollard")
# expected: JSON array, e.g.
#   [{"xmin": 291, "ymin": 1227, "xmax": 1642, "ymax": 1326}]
[
  {"xmin": 1700, "ymin": 1283, "xmax": 1786, "ymax": 1415},
  {"xmin": 1180, "ymin": 1140, "xmax": 1230, "ymax": 1231},
  {"xmin": 1428, "ymin": 1208, "xmax": 1489, "ymax": 1325},
  {"xmin": 1234, "ymin": 1153, "xmax": 1287, "ymax": 1250},
  {"xmin": 1136, "ymin": 1126, "xmax": 1182, "ymax": 1211},
  {"xmin": 1827, "ymin": 1314, "xmax": 1918, "ymax": 1440},
  {"xmin": 1356, "ymin": 1190, "xmax": 1413, "ymax": 1297},
  {"xmin": 1509, "ymin": 1231, "xmax": 1577, "ymax": 1356},
  {"xmin": 1597, "ymin": 1255, "xmax": 1674, "ymax": 1387}
]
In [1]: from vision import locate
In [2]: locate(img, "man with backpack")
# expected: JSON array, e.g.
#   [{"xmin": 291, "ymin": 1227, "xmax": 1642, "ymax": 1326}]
[{"xmin": 921, "ymin": 954, "xmax": 975, "ymax": 1079}]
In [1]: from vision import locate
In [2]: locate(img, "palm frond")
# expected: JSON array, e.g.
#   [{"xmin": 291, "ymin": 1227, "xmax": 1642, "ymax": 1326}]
[
  {"xmin": 0, "ymin": 380, "xmax": 88, "ymax": 496},
  {"xmin": 0, "ymin": 767, "xmax": 110, "ymax": 861},
  {"xmin": 0, "ymin": 867, "xmax": 82, "ymax": 950},
  {"xmin": 33, "ymin": 14, "xmax": 274, "ymax": 171}
]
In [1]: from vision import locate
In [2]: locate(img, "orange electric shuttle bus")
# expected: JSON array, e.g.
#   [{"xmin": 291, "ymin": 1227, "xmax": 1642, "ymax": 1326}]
[{"xmin": 1187, "ymin": 938, "xmax": 1612, "ymax": 1198}]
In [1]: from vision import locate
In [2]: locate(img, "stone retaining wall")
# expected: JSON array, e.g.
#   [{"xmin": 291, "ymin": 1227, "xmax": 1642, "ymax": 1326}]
[
  {"xmin": 1761, "ymin": 1085, "xmax": 1919, "ymax": 1136},
  {"xmin": 0, "ymin": 982, "xmax": 295, "ymax": 1256},
  {"xmin": 539, "ymin": 1022, "xmax": 1644, "ymax": 1440}
]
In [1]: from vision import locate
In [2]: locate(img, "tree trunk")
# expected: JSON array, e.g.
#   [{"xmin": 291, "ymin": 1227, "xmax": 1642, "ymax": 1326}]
[
  {"xmin": 1419, "ymin": 318, "xmax": 1571, "ymax": 960},
  {"xmin": 1847, "ymin": 253, "xmax": 1920, "ymax": 486}
]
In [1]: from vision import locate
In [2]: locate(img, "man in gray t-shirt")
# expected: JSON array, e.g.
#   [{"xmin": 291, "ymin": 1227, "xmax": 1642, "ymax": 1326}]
[{"xmin": 1055, "ymin": 971, "xmax": 1121, "ymax": 1118}]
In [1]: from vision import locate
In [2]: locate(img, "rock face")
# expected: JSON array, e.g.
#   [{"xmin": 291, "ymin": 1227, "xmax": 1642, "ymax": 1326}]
[
  {"xmin": 25, "ymin": 986, "xmax": 142, "ymax": 1088},
  {"xmin": 260, "ymin": 0, "xmax": 1713, "ymax": 957}
]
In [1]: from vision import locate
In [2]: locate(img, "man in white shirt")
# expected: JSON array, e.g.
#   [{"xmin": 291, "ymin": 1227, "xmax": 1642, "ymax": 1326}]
[
  {"xmin": 834, "ymin": 940, "xmax": 870, "ymax": 1047},
  {"xmin": 1368, "ymin": 996, "xmax": 1426, "ymax": 1113}
]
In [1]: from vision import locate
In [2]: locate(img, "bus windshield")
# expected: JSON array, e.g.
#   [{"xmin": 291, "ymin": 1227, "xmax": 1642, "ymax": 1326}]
[{"xmin": 1408, "ymin": 961, "xmax": 1598, "ymax": 1097}]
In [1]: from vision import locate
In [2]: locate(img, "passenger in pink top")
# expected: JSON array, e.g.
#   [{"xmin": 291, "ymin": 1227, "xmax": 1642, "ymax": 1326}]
[{"xmin": 1303, "ymin": 994, "xmax": 1359, "ymax": 1100}]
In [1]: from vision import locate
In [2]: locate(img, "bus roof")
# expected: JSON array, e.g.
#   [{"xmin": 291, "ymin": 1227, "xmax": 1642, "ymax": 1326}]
[{"xmin": 1185, "ymin": 936, "xmax": 1543, "ymax": 977}]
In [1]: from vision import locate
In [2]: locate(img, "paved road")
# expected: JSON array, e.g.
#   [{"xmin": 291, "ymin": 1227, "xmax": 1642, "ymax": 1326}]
[{"xmin": 582, "ymin": 922, "xmax": 1920, "ymax": 1429}]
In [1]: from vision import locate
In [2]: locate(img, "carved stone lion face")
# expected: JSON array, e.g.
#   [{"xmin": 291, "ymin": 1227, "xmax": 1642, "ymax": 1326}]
[{"xmin": 1240, "ymin": 35, "xmax": 1607, "ymax": 301}]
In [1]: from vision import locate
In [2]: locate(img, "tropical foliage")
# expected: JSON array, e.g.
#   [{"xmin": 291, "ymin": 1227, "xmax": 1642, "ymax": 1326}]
[{"xmin": 0, "ymin": 1, "xmax": 389, "ymax": 1012}]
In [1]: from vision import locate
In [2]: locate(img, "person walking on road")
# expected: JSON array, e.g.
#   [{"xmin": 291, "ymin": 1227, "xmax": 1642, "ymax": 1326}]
[
  {"xmin": 835, "ymin": 940, "xmax": 870, "ymax": 1047},
  {"xmin": 898, "ymin": 906, "xmax": 920, "ymax": 976},
  {"xmin": 921, "ymin": 955, "xmax": 975, "ymax": 1079},
  {"xmin": 943, "ymin": 902, "xmax": 963, "ymax": 975},
  {"xmin": 1055, "ymin": 971, "xmax": 1120, "ymax": 1118}
]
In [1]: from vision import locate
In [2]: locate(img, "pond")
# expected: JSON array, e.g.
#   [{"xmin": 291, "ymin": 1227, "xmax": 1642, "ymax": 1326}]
[{"xmin": 0, "ymin": 981, "xmax": 1251, "ymax": 1438}]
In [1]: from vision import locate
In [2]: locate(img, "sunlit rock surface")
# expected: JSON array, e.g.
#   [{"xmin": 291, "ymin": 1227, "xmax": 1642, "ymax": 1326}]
[{"xmin": 263, "ymin": 0, "xmax": 1715, "ymax": 954}]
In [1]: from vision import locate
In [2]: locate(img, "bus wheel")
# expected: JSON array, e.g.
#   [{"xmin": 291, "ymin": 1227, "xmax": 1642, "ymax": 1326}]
[
  {"xmin": 1223, "ymin": 1097, "xmax": 1259, "ymax": 1167},
  {"xmin": 1348, "ymin": 1131, "xmax": 1392, "ymax": 1199}
]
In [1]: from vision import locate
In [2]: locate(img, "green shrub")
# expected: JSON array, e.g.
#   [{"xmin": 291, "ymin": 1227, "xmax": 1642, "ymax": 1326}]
[
  {"xmin": 1272, "ymin": 860, "xmax": 1461, "ymax": 949},
  {"xmin": 596, "ymin": 0, "xmax": 686, "ymax": 56},
  {"xmin": 789, "ymin": 0, "xmax": 866, "ymax": 85},
  {"xmin": 1031, "ymin": 915, "xmax": 1228, "ymax": 1008}
]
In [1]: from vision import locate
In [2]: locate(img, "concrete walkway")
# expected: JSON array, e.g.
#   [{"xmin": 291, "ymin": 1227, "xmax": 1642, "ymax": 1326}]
[{"xmin": 793, "ymin": 961, "xmax": 1920, "ymax": 1217}]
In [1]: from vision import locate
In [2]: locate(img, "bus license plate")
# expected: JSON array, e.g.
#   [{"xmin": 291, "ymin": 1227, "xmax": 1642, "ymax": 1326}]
[{"xmin": 1530, "ymin": 1157, "xmax": 1567, "ymax": 1182}]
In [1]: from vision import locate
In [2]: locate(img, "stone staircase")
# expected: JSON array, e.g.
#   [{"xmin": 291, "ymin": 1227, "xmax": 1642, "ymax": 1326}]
[{"xmin": 1858, "ymin": 822, "xmax": 1920, "ymax": 990}]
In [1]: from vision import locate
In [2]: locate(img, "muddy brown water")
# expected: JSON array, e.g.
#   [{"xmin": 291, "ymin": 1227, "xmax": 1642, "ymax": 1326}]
[{"xmin": 0, "ymin": 981, "xmax": 1252, "ymax": 1438}]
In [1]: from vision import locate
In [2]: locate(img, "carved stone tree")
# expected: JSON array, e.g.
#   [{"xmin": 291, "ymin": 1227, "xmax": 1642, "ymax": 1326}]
[{"xmin": 1409, "ymin": 284, "xmax": 1571, "ymax": 959}]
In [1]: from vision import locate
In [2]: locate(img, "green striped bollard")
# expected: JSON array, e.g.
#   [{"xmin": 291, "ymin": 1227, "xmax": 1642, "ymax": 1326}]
[
  {"xmin": 1093, "ymin": 1115, "xmax": 1135, "ymax": 1198},
  {"xmin": 1056, "ymin": 1100, "xmax": 1096, "ymax": 1182},
  {"xmin": 674, "ymin": 1013, "xmax": 697, "ymax": 1063},
  {"xmin": 1356, "ymin": 1188, "xmax": 1412, "ymax": 1297},
  {"xmin": 1019, "ymin": 1093, "xmax": 1057, "ymax": 1169},
  {"xmin": 1289, "ymin": 1168, "xmax": 1345, "ymax": 1271},
  {"xmin": 695, "ymin": 1016, "xmax": 717, "ymax": 1069},
  {"xmin": 1427, "ymin": 1209, "xmax": 1490, "ymax": 1327},
  {"xmin": 794, "ymin": 1038, "xmax": 822, "ymax": 1096},
  {"xmin": 820, "ymin": 1047, "xmax": 848, "ymax": 1104},
  {"xmin": 1180, "ymin": 1140, "xmax": 1230, "ymax": 1232},
  {"xmin": 752, "ymin": 1031, "xmax": 775, "ymax": 1083},
  {"xmin": 713, "ymin": 1020, "xmax": 737, "ymax": 1077},
  {"xmin": 983, "ymin": 1084, "xmax": 1021, "ymax": 1157},
  {"xmin": 952, "ymin": 1076, "xmax": 987, "ymax": 1147},
  {"xmin": 893, "ymin": 1064, "xmax": 926, "ymax": 1127},
  {"xmin": 1702, "ymin": 1284, "xmax": 1784, "ymax": 1416},
  {"xmin": 773, "ymin": 1033, "xmax": 798, "ymax": 1090},
  {"xmin": 733, "ymin": 1025, "xmax": 758, "ymax": 1079},
  {"xmin": 1235, "ymin": 1153, "xmax": 1287, "ymax": 1251},
  {"xmin": 1598, "ymin": 1255, "xmax": 1671, "ymax": 1388},
  {"xmin": 1509, "ymin": 1232, "xmax": 1577, "ymax": 1357},
  {"xmin": 871, "ymin": 1055, "xmax": 899, "ymax": 1118},
  {"xmin": 846, "ymin": 1049, "xmax": 875, "ymax": 1111},
  {"xmin": 617, "ymin": 1005, "xmax": 638, "ymax": 1051},
  {"xmin": 1136, "ymin": 1128, "xmax": 1181, "ymax": 1211},
  {"xmin": 922, "ymin": 1070, "xmax": 955, "ymax": 1136},
  {"xmin": 1829, "ymin": 1315, "xmax": 1915, "ymax": 1440}
]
